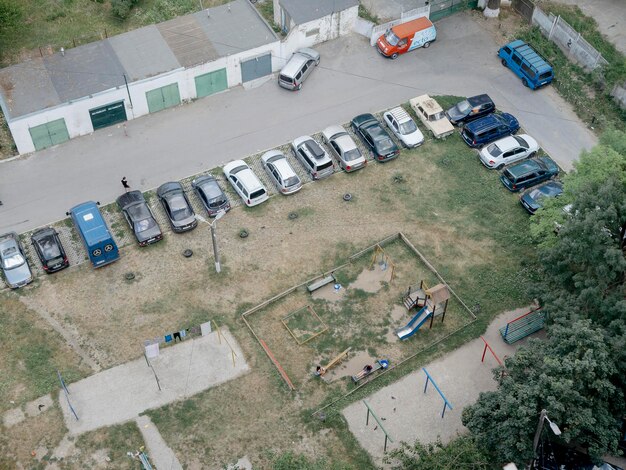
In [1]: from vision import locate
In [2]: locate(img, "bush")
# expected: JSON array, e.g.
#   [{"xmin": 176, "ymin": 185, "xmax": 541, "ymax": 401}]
[{"xmin": 110, "ymin": 0, "xmax": 138, "ymax": 19}]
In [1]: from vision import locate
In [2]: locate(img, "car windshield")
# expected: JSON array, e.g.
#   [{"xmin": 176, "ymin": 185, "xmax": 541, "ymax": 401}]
[
  {"xmin": 539, "ymin": 71, "xmax": 552, "ymax": 80},
  {"xmin": 528, "ymin": 188, "xmax": 549, "ymax": 201},
  {"xmin": 455, "ymin": 100, "xmax": 471, "ymax": 113},
  {"xmin": 134, "ymin": 218, "xmax": 157, "ymax": 233},
  {"xmin": 384, "ymin": 30, "xmax": 400, "ymax": 46},
  {"xmin": 2, "ymin": 247, "xmax": 25, "ymax": 269},
  {"xmin": 284, "ymin": 176, "xmax": 300, "ymax": 188},
  {"xmin": 343, "ymin": 148, "xmax": 362, "ymax": 162},
  {"xmin": 487, "ymin": 143, "xmax": 502, "ymax": 157},
  {"xmin": 514, "ymin": 136, "xmax": 529, "ymax": 149},
  {"xmin": 429, "ymin": 111, "xmax": 445, "ymax": 121},
  {"xmin": 399, "ymin": 120, "xmax": 417, "ymax": 134},
  {"xmin": 169, "ymin": 196, "xmax": 192, "ymax": 220},
  {"xmin": 208, "ymin": 197, "xmax": 227, "ymax": 209},
  {"xmin": 377, "ymin": 138, "xmax": 396, "ymax": 153}
]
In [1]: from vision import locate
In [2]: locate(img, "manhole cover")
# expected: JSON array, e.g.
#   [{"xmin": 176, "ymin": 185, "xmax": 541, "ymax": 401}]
[{"xmin": 183, "ymin": 249, "xmax": 193, "ymax": 258}]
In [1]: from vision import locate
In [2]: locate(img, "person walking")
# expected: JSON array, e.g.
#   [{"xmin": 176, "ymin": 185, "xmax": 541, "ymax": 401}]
[{"xmin": 121, "ymin": 177, "xmax": 130, "ymax": 192}]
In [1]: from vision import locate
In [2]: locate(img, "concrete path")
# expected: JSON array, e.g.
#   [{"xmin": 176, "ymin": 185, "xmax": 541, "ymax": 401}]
[
  {"xmin": 0, "ymin": 13, "xmax": 596, "ymax": 234},
  {"xmin": 58, "ymin": 328, "xmax": 249, "ymax": 435},
  {"xmin": 136, "ymin": 415, "xmax": 183, "ymax": 470},
  {"xmin": 554, "ymin": 0, "xmax": 626, "ymax": 55},
  {"xmin": 342, "ymin": 307, "xmax": 541, "ymax": 465}
]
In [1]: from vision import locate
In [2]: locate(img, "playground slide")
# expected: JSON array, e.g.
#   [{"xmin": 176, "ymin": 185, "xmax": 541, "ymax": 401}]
[{"xmin": 396, "ymin": 306, "xmax": 432, "ymax": 340}]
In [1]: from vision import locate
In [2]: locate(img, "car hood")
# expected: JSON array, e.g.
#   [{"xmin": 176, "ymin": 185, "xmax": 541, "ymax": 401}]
[
  {"xmin": 402, "ymin": 130, "xmax": 425, "ymax": 146},
  {"xmin": 429, "ymin": 118, "xmax": 455, "ymax": 136},
  {"xmin": 445, "ymin": 106, "xmax": 466, "ymax": 121},
  {"xmin": 4, "ymin": 263, "xmax": 32, "ymax": 286}
]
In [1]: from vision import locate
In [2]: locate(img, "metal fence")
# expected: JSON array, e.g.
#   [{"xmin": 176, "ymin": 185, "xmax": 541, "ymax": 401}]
[
  {"xmin": 532, "ymin": 6, "xmax": 608, "ymax": 71},
  {"xmin": 369, "ymin": 6, "xmax": 431, "ymax": 46}
]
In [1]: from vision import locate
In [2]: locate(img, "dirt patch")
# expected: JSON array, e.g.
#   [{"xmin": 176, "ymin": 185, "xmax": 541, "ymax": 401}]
[
  {"xmin": 312, "ymin": 282, "xmax": 347, "ymax": 302},
  {"xmin": 321, "ymin": 350, "xmax": 378, "ymax": 383},
  {"xmin": 349, "ymin": 263, "xmax": 392, "ymax": 293}
]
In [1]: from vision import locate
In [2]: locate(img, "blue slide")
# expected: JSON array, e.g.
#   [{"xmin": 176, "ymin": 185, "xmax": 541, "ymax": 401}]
[{"xmin": 396, "ymin": 306, "xmax": 432, "ymax": 340}]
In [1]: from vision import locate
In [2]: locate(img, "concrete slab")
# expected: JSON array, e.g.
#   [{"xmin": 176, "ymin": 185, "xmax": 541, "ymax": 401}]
[
  {"xmin": 58, "ymin": 327, "xmax": 249, "ymax": 435},
  {"xmin": 136, "ymin": 415, "xmax": 183, "ymax": 470},
  {"xmin": 2, "ymin": 407, "xmax": 25, "ymax": 428},
  {"xmin": 24, "ymin": 393, "xmax": 54, "ymax": 417},
  {"xmin": 342, "ymin": 307, "xmax": 542, "ymax": 465}
]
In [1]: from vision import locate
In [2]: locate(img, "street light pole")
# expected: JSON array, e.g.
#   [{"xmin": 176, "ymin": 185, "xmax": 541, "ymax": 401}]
[
  {"xmin": 531, "ymin": 409, "xmax": 562, "ymax": 468},
  {"xmin": 196, "ymin": 210, "xmax": 226, "ymax": 274}
]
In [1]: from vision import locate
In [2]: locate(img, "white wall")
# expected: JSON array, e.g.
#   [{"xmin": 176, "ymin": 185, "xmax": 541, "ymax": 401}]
[{"xmin": 10, "ymin": 40, "xmax": 281, "ymax": 155}]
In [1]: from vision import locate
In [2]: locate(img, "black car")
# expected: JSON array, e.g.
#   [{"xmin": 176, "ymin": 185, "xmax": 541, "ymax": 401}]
[
  {"xmin": 191, "ymin": 175, "xmax": 231, "ymax": 217},
  {"xmin": 31, "ymin": 227, "xmax": 69, "ymax": 273},
  {"xmin": 351, "ymin": 113, "xmax": 400, "ymax": 162},
  {"xmin": 445, "ymin": 94, "xmax": 495, "ymax": 125},
  {"xmin": 116, "ymin": 191, "xmax": 163, "ymax": 246},
  {"xmin": 519, "ymin": 181, "xmax": 563, "ymax": 214},
  {"xmin": 156, "ymin": 182, "xmax": 198, "ymax": 233}
]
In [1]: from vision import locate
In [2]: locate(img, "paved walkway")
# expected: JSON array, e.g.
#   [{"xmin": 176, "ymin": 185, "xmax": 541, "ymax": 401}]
[
  {"xmin": 136, "ymin": 415, "xmax": 183, "ymax": 470},
  {"xmin": 58, "ymin": 328, "xmax": 249, "ymax": 435},
  {"xmin": 342, "ymin": 307, "xmax": 541, "ymax": 465}
]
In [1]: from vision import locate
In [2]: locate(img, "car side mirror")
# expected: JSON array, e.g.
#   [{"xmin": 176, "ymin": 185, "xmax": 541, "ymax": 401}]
[
  {"xmin": 65, "ymin": 212, "xmax": 70, "ymax": 216},
  {"xmin": 96, "ymin": 201, "xmax": 100, "ymax": 206}
]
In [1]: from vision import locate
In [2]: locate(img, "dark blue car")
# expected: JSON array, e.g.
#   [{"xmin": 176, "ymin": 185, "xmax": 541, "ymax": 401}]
[
  {"xmin": 461, "ymin": 113, "xmax": 519, "ymax": 148},
  {"xmin": 500, "ymin": 156, "xmax": 559, "ymax": 192},
  {"xmin": 520, "ymin": 181, "xmax": 563, "ymax": 214}
]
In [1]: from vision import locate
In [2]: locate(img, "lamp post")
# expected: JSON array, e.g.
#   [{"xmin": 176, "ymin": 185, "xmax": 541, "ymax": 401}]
[
  {"xmin": 531, "ymin": 409, "xmax": 562, "ymax": 468},
  {"xmin": 196, "ymin": 210, "xmax": 226, "ymax": 273}
]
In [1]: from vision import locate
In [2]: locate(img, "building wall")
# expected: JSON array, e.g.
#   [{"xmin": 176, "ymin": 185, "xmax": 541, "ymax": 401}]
[{"xmin": 9, "ymin": 40, "xmax": 281, "ymax": 155}]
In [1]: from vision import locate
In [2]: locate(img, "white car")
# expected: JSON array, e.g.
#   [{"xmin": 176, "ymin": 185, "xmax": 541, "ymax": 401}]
[
  {"xmin": 223, "ymin": 160, "xmax": 269, "ymax": 207},
  {"xmin": 479, "ymin": 134, "xmax": 539, "ymax": 169},
  {"xmin": 321, "ymin": 125, "xmax": 367, "ymax": 172},
  {"xmin": 261, "ymin": 150, "xmax": 302, "ymax": 195},
  {"xmin": 382, "ymin": 107, "xmax": 424, "ymax": 148}
]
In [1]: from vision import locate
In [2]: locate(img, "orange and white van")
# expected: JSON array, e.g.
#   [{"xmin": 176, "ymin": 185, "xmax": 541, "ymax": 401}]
[{"xmin": 376, "ymin": 17, "xmax": 437, "ymax": 59}]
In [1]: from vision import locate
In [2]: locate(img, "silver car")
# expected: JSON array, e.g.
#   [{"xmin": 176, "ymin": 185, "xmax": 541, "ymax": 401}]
[
  {"xmin": 156, "ymin": 182, "xmax": 198, "ymax": 233},
  {"xmin": 0, "ymin": 232, "xmax": 33, "ymax": 288},
  {"xmin": 291, "ymin": 135, "xmax": 335, "ymax": 180},
  {"xmin": 321, "ymin": 125, "xmax": 367, "ymax": 172},
  {"xmin": 261, "ymin": 150, "xmax": 302, "ymax": 195}
]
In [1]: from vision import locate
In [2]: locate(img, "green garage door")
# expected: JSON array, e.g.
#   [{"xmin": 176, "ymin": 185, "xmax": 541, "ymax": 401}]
[
  {"xmin": 195, "ymin": 69, "xmax": 228, "ymax": 98},
  {"xmin": 241, "ymin": 53, "xmax": 272, "ymax": 83},
  {"xmin": 89, "ymin": 101, "xmax": 127, "ymax": 130},
  {"xmin": 29, "ymin": 119, "xmax": 70, "ymax": 151},
  {"xmin": 146, "ymin": 83, "xmax": 181, "ymax": 113},
  {"xmin": 430, "ymin": 0, "xmax": 478, "ymax": 21}
]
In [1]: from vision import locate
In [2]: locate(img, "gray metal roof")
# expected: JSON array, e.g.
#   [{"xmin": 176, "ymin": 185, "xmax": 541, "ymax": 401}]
[
  {"xmin": 280, "ymin": 0, "xmax": 358, "ymax": 24},
  {"xmin": 109, "ymin": 25, "xmax": 181, "ymax": 81},
  {"xmin": 195, "ymin": 0, "xmax": 277, "ymax": 57},
  {"xmin": 0, "ymin": 0, "xmax": 278, "ymax": 121}
]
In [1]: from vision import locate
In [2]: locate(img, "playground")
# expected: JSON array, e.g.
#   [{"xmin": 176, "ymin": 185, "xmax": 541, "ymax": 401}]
[
  {"xmin": 342, "ymin": 307, "xmax": 544, "ymax": 465},
  {"xmin": 242, "ymin": 233, "xmax": 476, "ymax": 394}
]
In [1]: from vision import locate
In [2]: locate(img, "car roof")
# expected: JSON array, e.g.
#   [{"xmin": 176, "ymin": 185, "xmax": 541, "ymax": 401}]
[
  {"xmin": 465, "ymin": 113, "xmax": 503, "ymax": 131},
  {"xmin": 392, "ymin": 16, "xmax": 432, "ymax": 37},
  {"xmin": 272, "ymin": 158, "xmax": 297, "ymax": 178},
  {"xmin": 236, "ymin": 167, "xmax": 263, "ymax": 190},
  {"xmin": 335, "ymin": 134, "xmax": 357, "ymax": 151},
  {"xmin": 223, "ymin": 160, "xmax": 249, "ymax": 174},
  {"xmin": 493, "ymin": 135, "xmax": 519, "ymax": 151},
  {"xmin": 508, "ymin": 159, "xmax": 541, "ymax": 176},
  {"xmin": 281, "ymin": 49, "xmax": 317, "ymax": 76},
  {"xmin": 467, "ymin": 94, "xmax": 493, "ymax": 106},
  {"xmin": 387, "ymin": 107, "xmax": 413, "ymax": 123},
  {"xmin": 412, "ymin": 95, "xmax": 443, "ymax": 114}
]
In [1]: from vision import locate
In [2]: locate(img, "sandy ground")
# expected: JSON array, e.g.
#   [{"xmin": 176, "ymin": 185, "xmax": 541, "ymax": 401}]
[
  {"xmin": 342, "ymin": 306, "xmax": 541, "ymax": 466},
  {"xmin": 59, "ymin": 327, "xmax": 248, "ymax": 435}
]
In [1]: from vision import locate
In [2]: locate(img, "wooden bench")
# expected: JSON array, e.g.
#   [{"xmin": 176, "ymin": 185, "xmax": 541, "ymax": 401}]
[
  {"xmin": 307, "ymin": 273, "xmax": 336, "ymax": 293},
  {"xmin": 318, "ymin": 347, "xmax": 351, "ymax": 376}
]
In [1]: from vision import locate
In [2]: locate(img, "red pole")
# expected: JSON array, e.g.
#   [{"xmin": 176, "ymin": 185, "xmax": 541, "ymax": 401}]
[{"xmin": 481, "ymin": 342, "xmax": 488, "ymax": 362}]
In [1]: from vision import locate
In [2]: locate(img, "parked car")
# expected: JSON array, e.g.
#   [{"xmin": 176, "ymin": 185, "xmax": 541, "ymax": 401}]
[
  {"xmin": 461, "ymin": 112, "xmax": 520, "ymax": 148},
  {"xmin": 376, "ymin": 16, "xmax": 436, "ymax": 59},
  {"xmin": 351, "ymin": 114, "xmax": 400, "ymax": 162},
  {"xmin": 520, "ymin": 181, "xmax": 564, "ymax": 214},
  {"xmin": 499, "ymin": 39, "xmax": 554, "ymax": 89},
  {"xmin": 478, "ymin": 134, "xmax": 539, "ymax": 169},
  {"xmin": 382, "ymin": 107, "xmax": 424, "ymax": 148},
  {"xmin": 321, "ymin": 125, "xmax": 367, "ymax": 172},
  {"xmin": 278, "ymin": 48, "xmax": 320, "ymax": 91},
  {"xmin": 261, "ymin": 150, "xmax": 302, "ymax": 195},
  {"xmin": 291, "ymin": 136, "xmax": 335, "ymax": 179},
  {"xmin": 409, "ymin": 94, "xmax": 454, "ymax": 139},
  {"xmin": 500, "ymin": 156, "xmax": 559, "ymax": 192},
  {"xmin": 223, "ymin": 160, "xmax": 269, "ymax": 207},
  {"xmin": 156, "ymin": 182, "xmax": 198, "ymax": 232},
  {"xmin": 445, "ymin": 94, "xmax": 495, "ymax": 125},
  {"xmin": 117, "ymin": 191, "xmax": 163, "ymax": 246},
  {"xmin": 31, "ymin": 227, "xmax": 69, "ymax": 273},
  {"xmin": 0, "ymin": 232, "xmax": 33, "ymax": 288},
  {"xmin": 191, "ymin": 175, "xmax": 231, "ymax": 217}
]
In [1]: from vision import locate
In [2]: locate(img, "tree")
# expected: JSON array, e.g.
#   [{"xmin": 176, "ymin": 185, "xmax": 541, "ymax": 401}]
[
  {"xmin": 383, "ymin": 435, "xmax": 491, "ymax": 470},
  {"xmin": 462, "ymin": 320, "xmax": 624, "ymax": 466}
]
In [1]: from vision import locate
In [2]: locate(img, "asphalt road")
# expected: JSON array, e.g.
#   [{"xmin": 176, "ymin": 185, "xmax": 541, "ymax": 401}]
[{"xmin": 0, "ymin": 13, "xmax": 596, "ymax": 234}]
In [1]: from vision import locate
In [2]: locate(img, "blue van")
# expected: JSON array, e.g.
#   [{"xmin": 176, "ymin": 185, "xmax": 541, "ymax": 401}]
[
  {"xmin": 461, "ymin": 113, "xmax": 520, "ymax": 148},
  {"xmin": 68, "ymin": 201, "xmax": 119, "ymax": 268},
  {"xmin": 498, "ymin": 40, "xmax": 553, "ymax": 89}
]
